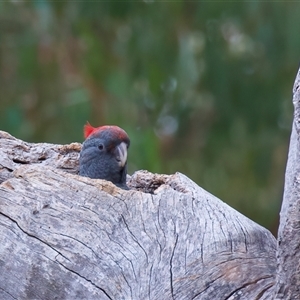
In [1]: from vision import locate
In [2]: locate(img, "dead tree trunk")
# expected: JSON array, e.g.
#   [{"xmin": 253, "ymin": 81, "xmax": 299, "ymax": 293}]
[
  {"xmin": 275, "ymin": 67, "xmax": 300, "ymax": 299},
  {"xmin": 0, "ymin": 68, "xmax": 299, "ymax": 299}
]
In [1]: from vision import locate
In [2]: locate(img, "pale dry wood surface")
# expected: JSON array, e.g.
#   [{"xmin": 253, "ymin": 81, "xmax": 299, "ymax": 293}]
[
  {"xmin": 0, "ymin": 131, "xmax": 277, "ymax": 299},
  {"xmin": 274, "ymin": 67, "xmax": 300, "ymax": 299}
]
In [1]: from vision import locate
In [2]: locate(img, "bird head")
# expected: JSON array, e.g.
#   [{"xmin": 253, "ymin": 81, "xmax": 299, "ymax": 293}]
[{"xmin": 79, "ymin": 122, "xmax": 130, "ymax": 188}]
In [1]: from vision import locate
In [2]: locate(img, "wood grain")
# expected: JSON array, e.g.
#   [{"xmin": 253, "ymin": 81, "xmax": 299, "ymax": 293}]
[{"xmin": 0, "ymin": 132, "xmax": 276, "ymax": 299}]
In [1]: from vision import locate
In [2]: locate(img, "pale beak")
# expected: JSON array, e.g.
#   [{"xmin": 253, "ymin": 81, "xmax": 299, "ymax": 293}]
[{"xmin": 115, "ymin": 142, "xmax": 128, "ymax": 167}]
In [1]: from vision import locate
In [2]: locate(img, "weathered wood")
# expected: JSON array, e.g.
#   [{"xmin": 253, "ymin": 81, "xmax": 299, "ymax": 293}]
[
  {"xmin": 0, "ymin": 132, "xmax": 277, "ymax": 299},
  {"xmin": 0, "ymin": 130, "xmax": 81, "ymax": 184},
  {"xmin": 275, "ymin": 67, "xmax": 300, "ymax": 299}
]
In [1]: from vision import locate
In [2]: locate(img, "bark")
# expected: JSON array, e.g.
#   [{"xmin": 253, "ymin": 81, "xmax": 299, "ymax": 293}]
[{"xmin": 0, "ymin": 66, "xmax": 299, "ymax": 299}]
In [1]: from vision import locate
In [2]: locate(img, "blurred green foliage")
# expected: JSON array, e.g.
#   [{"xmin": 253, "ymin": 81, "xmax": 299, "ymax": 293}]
[{"xmin": 1, "ymin": 1, "xmax": 299, "ymax": 234}]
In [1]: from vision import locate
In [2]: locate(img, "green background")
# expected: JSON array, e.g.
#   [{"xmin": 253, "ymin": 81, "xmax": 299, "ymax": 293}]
[{"xmin": 1, "ymin": 1, "xmax": 299, "ymax": 235}]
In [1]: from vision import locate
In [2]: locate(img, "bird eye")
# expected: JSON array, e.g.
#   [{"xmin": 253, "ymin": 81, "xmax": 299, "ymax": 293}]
[{"xmin": 98, "ymin": 144, "xmax": 104, "ymax": 151}]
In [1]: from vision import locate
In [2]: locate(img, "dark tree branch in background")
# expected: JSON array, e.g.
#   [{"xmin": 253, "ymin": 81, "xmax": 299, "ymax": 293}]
[{"xmin": 0, "ymin": 68, "xmax": 299, "ymax": 299}]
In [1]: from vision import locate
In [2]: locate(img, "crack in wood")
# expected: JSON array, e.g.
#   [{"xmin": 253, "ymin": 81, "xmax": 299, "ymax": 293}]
[
  {"xmin": 0, "ymin": 287, "xmax": 17, "ymax": 300},
  {"xmin": 12, "ymin": 158, "xmax": 30, "ymax": 165},
  {"xmin": 169, "ymin": 232, "xmax": 179, "ymax": 299},
  {"xmin": 224, "ymin": 276, "xmax": 274, "ymax": 300},
  {"xmin": 121, "ymin": 214, "xmax": 149, "ymax": 264},
  {"xmin": 0, "ymin": 211, "xmax": 112, "ymax": 300}
]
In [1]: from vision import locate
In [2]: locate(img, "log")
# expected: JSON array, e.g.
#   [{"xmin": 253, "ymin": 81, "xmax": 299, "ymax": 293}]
[
  {"xmin": 2, "ymin": 67, "xmax": 300, "ymax": 299},
  {"xmin": 0, "ymin": 132, "xmax": 276, "ymax": 299}
]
